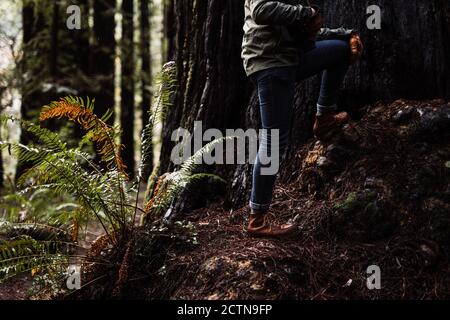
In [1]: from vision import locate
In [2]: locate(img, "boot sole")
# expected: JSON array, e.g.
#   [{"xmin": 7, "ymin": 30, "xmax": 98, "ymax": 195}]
[{"xmin": 247, "ymin": 227, "xmax": 300, "ymax": 239}]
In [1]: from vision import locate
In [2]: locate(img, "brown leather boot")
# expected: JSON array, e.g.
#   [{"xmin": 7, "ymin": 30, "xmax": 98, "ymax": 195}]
[
  {"xmin": 313, "ymin": 112, "xmax": 350, "ymax": 141},
  {"xmin": 246, "ymin": 212, "xmax": 298, "ymax": 238}
]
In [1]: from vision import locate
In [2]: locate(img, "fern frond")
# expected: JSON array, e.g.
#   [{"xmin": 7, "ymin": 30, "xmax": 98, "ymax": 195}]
[
  {"xmin": 7, "ymin": 146, "xmax": 129, "ymax": 235},
  {"xmin": 39, "ymin": 96, "xmax": 128, "ymax": 179},
  {"xmin": 0, "ymin": 222, "xmax": 70, "ymax": 242},
  {"xmin": 138, "ymin": 62, "xmax": 177, "ymax": 181},
  {"xmin": 157, "ymin": 61, "xmax": 177, "ymax": 124},
  {"xmin": 0, "ymin": 115, "xmax": 67, "ymax": 153},
  {"xmin": 0, "ymin": 237, "xmax": 70, "ymax": 283},
  {"xmin": 143, "ymin": 136, "xmax": 234, "ymax": 220},
  {"xmin": 179, "ymin": 136, "xmax": 236, "ymax": 176},
  {"xmin": 0, "ymin": 141, "xmax": 51, "ymax": 167}
]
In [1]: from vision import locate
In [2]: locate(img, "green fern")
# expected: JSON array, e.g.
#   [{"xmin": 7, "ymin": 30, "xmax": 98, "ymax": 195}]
[
  {"xmin": 144, "ymin": 136, "xmax": 234, "ymax": 220},
  {"xmin": 1, "ymin": 110, "xmax": 131, "ymax": 240},
  {"xmin": 0, "ymin": 187, "xmax": 79, "ymax": 227},
  {"xmin": 0, "ymin": 62, "xmax": 222, "ymax": 294},
  {"xmin": 0, "ymin": 236, "xmax": 70, "ymax": 284},
  {"xmin": 0, "ymin": 222, "xmax": 70, "ymax": 242},
  {"xmin": 138, "ymin": 61, "xmax": 177, "ymax": 182},
  {"xmin": 39, "ymin": 96, "xmax": 124, "ymax": 177}
]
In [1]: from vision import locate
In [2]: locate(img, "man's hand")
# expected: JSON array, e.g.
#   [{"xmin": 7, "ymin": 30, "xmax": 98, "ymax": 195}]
[
  {"xmin": 349, "ymin": 33, "xmax": 364, "ymax": 64},
  {"xmin": 305, "ymin": 6, "xmax": 322, "ymax": 34}
]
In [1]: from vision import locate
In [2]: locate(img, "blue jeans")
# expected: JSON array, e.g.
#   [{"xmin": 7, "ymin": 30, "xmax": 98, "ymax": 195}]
[{"xmin": 249, "ymin": 40, "xmax": 350, "ymax": 211}]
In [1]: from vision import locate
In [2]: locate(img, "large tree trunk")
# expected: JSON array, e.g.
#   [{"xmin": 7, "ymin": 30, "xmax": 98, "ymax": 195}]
[
  {"xmin": 120, "ymin": 0, "xmax": 136, "ymax": 177},
  {"xmin": 158, "ymin": 0, "xmax": 252, "ymax": 172},
  {"xmin": 159, "ymin": 0, "xmax": 450, "ymax": 209}
]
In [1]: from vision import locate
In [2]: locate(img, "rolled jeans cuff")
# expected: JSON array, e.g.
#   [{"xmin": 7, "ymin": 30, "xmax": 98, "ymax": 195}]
[
  {"xmin": 249, "ymin": 201, "xmax": 270, "ymax": 212},
  {"xmin": 316, "ymin": 103, "xmax": 338, "ymax": 116}
]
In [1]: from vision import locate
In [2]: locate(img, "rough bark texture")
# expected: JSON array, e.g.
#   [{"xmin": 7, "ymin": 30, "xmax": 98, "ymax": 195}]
[{"xmin": 159, "ymin": 0, "xmax": 450, "ymax": 209}]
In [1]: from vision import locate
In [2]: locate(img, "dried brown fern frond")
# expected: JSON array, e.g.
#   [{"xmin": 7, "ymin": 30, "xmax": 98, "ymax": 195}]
[
  {"xmin": 143, "ymin": 173, "xmax": 171, "ymax": 218},
  {"xmin": 70, "ymin": 217, "xmax": 80, "ymax": 243},
  {"xmin": 112, "ymin": 240, "xmax": 134, "ymax": 298},
  {"xmin": 39, "ymin": 96, "xmax": 128, "ymax": 179}
]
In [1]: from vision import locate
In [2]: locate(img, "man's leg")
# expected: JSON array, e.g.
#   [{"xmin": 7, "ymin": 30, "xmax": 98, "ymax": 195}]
[
  {"xmin": 297, "ymin": 39, "xmax": 350, "ymax": 107},
  {"xmin": 296, "ymin": 40, "xmax": 351, "ymax": 140},
  {"xmin": 248, "ymin": 67, "xmax": 298, "ymax": 237}
]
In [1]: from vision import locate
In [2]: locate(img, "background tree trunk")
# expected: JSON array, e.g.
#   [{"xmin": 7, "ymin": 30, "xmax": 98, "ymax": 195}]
[
  {"xmin": 140, "ymin": 0, "xmax": 153, "ymax": 177},
  {"xmin": 158, "ymin": 0, "xmax": 450, "ymax": 209},
  {"xmin": 18, "ymin": 0, "xmax": 53, "ymax": 178},
  {"xmin": 92, "ymin": 0, "xmax": 116, "ymax": 124},
  {"xmin": 120, "ymin": 0, "xmax": 136, "ymax": 177},
  {"xmin": 18, "ymin": 0, "xmax": 96, "ymax": 178},
  {"xmin": 49, "ymin": 0, "xmax": 59, "ymax": 78},
  {"xmin": 60, "ymin": 0, "xmax": 91, "ymax": 139},
  {"xmin": 0, "ymin": 86, "xmax": 4, "ymax": 189},
  {"xmin": 20, "ymin": 0, "xmax": 49, "ymax": 126},
  {"xmin": 162, "ymin": 0, "xmax": 176, "ymax": 61}
]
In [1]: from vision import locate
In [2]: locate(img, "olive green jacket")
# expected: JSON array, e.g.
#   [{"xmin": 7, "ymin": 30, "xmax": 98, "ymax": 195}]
[{"xmin": 242, "ymin": 0, "xmax": 354, "ymax": 76}]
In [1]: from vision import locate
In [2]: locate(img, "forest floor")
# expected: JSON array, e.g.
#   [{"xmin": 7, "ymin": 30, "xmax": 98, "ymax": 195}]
[
  {"xmin": 111, "ymin": 98, "xmax": 450, "ymax": 300},
  {"xmin": 0, "ymin": 273, "xmax": 32, "ymax": 300}
]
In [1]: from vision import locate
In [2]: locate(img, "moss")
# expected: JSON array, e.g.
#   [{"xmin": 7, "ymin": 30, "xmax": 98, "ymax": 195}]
[
  {"xmin": 335, "ymin": 190, "xmax": 377, "ymax": 214},
  {"xmin": 333, "ymin": 190, "xmax": 397, "ymax": 241}
]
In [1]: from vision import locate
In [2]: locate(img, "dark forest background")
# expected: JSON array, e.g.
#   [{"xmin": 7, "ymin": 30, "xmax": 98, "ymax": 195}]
[
  {"xmin": 0, "ymin": 0, "xmax": 450, "ymax": 301},
  {"xmin": 1, "ymin": 0, "xmax": 164, "ymax": 186},
  {"xmin": 1, "ymin": 0, "xmax": 449, "ymax": 206}
]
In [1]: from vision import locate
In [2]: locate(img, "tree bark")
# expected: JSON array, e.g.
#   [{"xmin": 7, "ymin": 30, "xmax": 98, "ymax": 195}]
[
  {"xmin": 120, "ymin": 0, "xmax": 136, "ymax": 177},
  {"xmin": 157, "ymin": 0, "xmax": 450, "ymax": 208}
]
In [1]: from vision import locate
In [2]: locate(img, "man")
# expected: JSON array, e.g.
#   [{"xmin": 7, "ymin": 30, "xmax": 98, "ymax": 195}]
[{"xmin": 242, "ymin": 0, "xmax": 363, "ymax": 237}]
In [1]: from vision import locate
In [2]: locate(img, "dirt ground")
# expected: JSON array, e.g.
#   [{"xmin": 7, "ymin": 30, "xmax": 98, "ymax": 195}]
[{"xmin": 0, "ymin": 274, "xmax": 32, "ymax": 300}]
